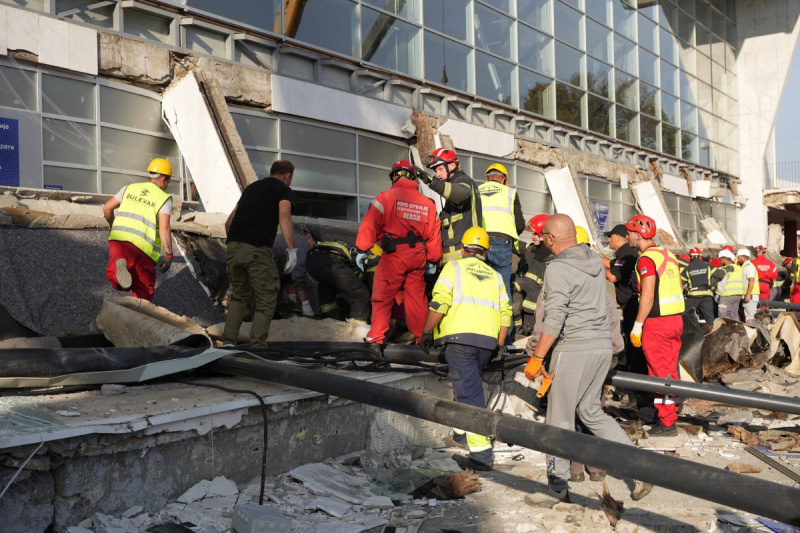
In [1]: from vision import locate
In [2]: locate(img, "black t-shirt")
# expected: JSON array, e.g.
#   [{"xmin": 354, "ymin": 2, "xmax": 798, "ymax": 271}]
[
  {"xmin": 610, "ymin": 243, "xmax": 639, "ymax": 307},
  {"xmin": 227, "ymin": 177, "xmax": 295, "ymax": 248}
]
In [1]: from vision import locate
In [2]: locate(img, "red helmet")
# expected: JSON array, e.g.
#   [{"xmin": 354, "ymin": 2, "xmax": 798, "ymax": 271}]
[
  {"xmin": 689, "ymin": 247, "xmax": 702, "ymax": 256},
  {"xmin": 426, "ymin": 147, "xmax": 458, "ymax": 169},
  {"xmin": 625, "ymin": 215, "xmax": 657, "ymax": 239},
  {"xmin": 755, "ymin": 245, "xmax": 766, "ymax": 254},
  {"xmin": 389, "ymin": 159, "xmax": 416, "ymax": 181},
  {"xmin": 783, "ymin": 257, "xmax": 794, "ymax": 267},
  {"xmin": 722, "ymin": 245, "xmax": 734, "ymax": 252},
  {"xmin": 525, "ymin": 214, "xmax": 550, "ymax": 236}
]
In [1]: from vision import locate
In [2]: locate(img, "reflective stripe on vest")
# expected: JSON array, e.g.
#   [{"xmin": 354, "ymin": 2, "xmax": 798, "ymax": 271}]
[
  {"xmin": 479, "ymin": 182, "xmax": 518, "ymax": 239},
  {"xmin": 315, "ymin": 241, "xmax": 353, "ymax": 261},
  {"xmin": 636, "ymin": 246, "xmax": 686, "ymax": 317},
  {"xmin": 685, "ymin": 260, "xmax": 713, "ymax": 297},
  {"xmin": 721, "ymin": 264, "xmax": 745, "ymax": 297},
  {"xmin": 108, "ymin": 181, "xmax": 170, "ymax": 262}
]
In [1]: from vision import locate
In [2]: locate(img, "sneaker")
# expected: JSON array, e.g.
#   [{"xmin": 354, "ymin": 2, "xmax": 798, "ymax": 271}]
[
  {"xmin": 523, "ymin": 487, "xmax": 571, "ymax": 508},
  {"xmin": 647, "ymin": 422, "xmax": 679, "ymax": 438},
  {"xmin": 569, "ymin": 472, "xmax": 585, "ymax": 483},
  {"xmin": 631, "ymin": 481, "xmax": 653, "ymax": 501},
  {"xmin": 115, "ymin": 259, "xmax": 132, "ymax": 290},
  {"xmin": 443, "ymin": 435, "xmax": 468, "ymax": 450},
  {"xmin": 452, "ymin": 454, "xmax": 493, "ymax": 472},
  {"xmin": 589, "ymin": 472, "xmax": 606, "ymax": 482}
]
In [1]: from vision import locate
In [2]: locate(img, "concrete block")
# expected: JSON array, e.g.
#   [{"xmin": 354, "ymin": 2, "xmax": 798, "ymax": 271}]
[
  {"xmin": 6, "ymin": 6, "xmax": 39, "ymax": 56},
  {"xmin": 98, "ymin": 32, "xmax": 170, "ymax": 85},
  {"xmin": 0, "ymin": 467, "xmax": 54, "ymax": 533},
  {"xmin": 232, "ymin": 503, "xmax": 291, "ymax": 533},
  {"xmin": 69, "ymin": 23, "xmax": 98, "ymax": 76},
  {"xmin": 0, "ymin": 6, "xmax": 7, "ymax": 57},
  {"xmin": 38, "ymin": 16, "xmax": 69, "ymax": 69},
  {"xmin": 438, "ymin": 119, "xmax": 515, "ymax": 158}
]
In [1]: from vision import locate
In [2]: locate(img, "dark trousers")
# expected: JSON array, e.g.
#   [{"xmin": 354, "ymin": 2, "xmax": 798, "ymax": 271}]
[
  {"xmin": 306, "ymin": 252, "xmax": 370, "ymax": 321},
  {"xmin": 686, "ymin": 294, "xmax": 715, "ymax": 324}
]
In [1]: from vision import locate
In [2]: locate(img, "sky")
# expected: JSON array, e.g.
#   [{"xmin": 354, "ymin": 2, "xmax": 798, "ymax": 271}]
[{"xmin": 775, "ymin": 39, "xmax": 800, "ymax": 163}]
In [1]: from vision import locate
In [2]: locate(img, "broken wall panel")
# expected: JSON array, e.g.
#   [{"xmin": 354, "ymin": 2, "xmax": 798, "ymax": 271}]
[
  {"xmin": 544, "ymin": 166, "xmax": 595, "ymax": 243},
  {"xmin": 630, "ymin": 180, "xmax": 682, "ymax": 246}
]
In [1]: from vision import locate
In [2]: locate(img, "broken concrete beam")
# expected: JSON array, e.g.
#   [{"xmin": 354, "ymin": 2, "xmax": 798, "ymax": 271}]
[
  {"xmin": 98, "ymin": 32, "xmax": 171, "ymax": 86},
  {"xmin": 206, "ymin": 316, "xmax": 370, "ymax": 344},
  {"xmin": 95, "ymin": 297, "xmax": 207, "ymax": 347},
  {"xmin": 181, "ymin": 55, "xmax": 271, "ymax": 107},
  {"xmin": 516, "ymin": 138, "xmax": 561, "ymax": 168},
  {"xmin": 28, "ymin": 214, "xmax": 108, "ymax": 230}
]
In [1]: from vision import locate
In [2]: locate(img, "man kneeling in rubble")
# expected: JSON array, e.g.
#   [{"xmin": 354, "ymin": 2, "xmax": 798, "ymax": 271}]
[{"xmin": 523, "ymin": 214, "xmax": 652, "ymax": 507}]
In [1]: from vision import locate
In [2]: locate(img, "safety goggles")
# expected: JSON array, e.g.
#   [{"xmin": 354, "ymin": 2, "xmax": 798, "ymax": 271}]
[{"xmin": 426, "ymin": 154, "xmax": 447, "ymax": 168}]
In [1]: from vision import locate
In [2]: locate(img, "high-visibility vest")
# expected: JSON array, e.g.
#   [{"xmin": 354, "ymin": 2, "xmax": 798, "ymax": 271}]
[
  {"xmin": 430, "ymin": 256, "xmax": 512, "ymax": 349},
  {"xmin": 314, "ymin": 241, "xmax": 353, "ymax": 262},
  {"xmin": 682, "ymin": 259, "xmax": 713, "ymax": 297},
  {"xmin": 636, "ymin": 245, "xmax": 686, "ymax": 317},
  {"xmin": 108, "ymin": 181, "xmax": 171, "ymax": 262},
  {"xmin": 720, "ymin": 264, "xmax": 745, "ymax": 297},
  {"xmin": 478, "ymin": 182, "xmax": 518, "ymax": 240},
  {"xmin": 741, "ymin": 260, "xmax": 759, "ymax": 295}
]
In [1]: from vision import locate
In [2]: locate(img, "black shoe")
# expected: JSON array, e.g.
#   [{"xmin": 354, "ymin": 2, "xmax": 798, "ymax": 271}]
[
  {"xmin": 452, "ymin": 454, "xmax": 493, "ymax": 472},
  {"xmin": 569, "ymin": 472, "xmax": 585, "ymax": 483},
  {"xmin": 647, "ymin": 422, "xmax": 679, "ymax": 437},
  {"xmin": 443, "ymin": 435, "xmax": 469, "ymax": 450},
  {"xmin": 523, "ymin": 487, "xmax": 571, "ymax": 508}
]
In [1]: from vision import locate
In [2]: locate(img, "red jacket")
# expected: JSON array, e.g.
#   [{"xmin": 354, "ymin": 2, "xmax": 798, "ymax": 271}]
[
  {"xmin": 752, "ymin": 255, "xmax": 778, "ymax": 300},
  {"xmin": 356, "ymin": 179, "xmax": 443, "ymax": 263}
]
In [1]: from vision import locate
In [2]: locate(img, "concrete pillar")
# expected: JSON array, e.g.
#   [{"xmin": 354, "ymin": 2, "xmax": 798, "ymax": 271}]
[{"xmin": 784, "ymin": 218, "xmax": 797, "ymax": 256}]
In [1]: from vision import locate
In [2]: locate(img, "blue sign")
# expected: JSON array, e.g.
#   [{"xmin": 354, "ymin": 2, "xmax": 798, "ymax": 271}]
[
  {"xmin": 592, "ymin": 201, "xmax": 610, "ymax": 233},
  {"xmin": 0, "ymin": 118, "xmax": 20, "ymax": 187}
]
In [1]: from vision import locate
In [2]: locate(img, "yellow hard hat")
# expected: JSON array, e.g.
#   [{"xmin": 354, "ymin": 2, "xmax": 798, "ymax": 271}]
[
  {"xmin": 575, "ymin": 226, "xmax": 590, "ymax": 244},
  {"xmin": 369, "ymin": 244, "xmax": 383, "ymax": 257},
  {"xmin": 461, "ymin": 226, "xmax": 490, "ymax": 250},
  {"xmin": 485, "ymin": 163, "xmax": 508, "ymax": 182},
  {"xmin": 147, "ymin": 158, "xmax": 173, "ymax": 177}
]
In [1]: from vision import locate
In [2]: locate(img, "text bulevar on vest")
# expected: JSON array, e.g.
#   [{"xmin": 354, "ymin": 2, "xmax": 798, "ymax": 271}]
[{"xmin": 108, "ymin": 182, "xmax": 171, "ymax": 262}]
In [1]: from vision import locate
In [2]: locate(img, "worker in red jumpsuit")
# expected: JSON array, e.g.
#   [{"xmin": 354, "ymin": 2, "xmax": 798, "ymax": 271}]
[
  {"xmin": 709, "ymin": 245, "xmax": 734, "ymax": 269},
  {"xmin": 751, "ymin": 245, "xmax": 778, "ymax": 302},
  {"xmin": 356, "ymin": 160, "xmax": 443, "ymax": 344}
]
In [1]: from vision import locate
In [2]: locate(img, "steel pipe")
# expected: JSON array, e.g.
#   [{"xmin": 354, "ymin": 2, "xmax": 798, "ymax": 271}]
[
  {"xmin": 210, "ymin": 355, "xmax": 800, "ymax": 526},
  {"xmin": 761, "ymin": 300, "xmax": 800, "ymax": 311}
]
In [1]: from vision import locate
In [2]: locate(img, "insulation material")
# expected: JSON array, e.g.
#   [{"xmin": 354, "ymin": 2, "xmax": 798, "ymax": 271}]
[
  {"xmin": 206, "ymin": 316, "xmax": 370, "ymax": 344},
  {"xmin": 543, "ymin": 167, "xmax": 594, "ymax": 244},
  {"xmin": 161, "ymin": 71, "xmax": 242, "ymax": 214},
  {"xmin": 629, "ymin": 181, "xmax": 679, "ymax": 242},
  {"xmin": 96, "ymin": 297, "xmax": 208, "ymax": 348},
  {"xmin": 771, "ymin": 313, "xmax": 800, "ymax": 375}
]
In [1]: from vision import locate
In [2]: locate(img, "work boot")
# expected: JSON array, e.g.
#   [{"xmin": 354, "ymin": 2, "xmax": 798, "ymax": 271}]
[
  {"xmin": 589, "ymin": 471, "xmax": 606, "ymax": 482},
  {"xmin": 647, "ymin": 422, "xmax": 679, "ymax": 438},
  {"xmin": 452, "ymin": 454, "xmax": 492, "ymax": 472},
  {"xmin": 523, "ymin": 487, "xmax": 571, "ymax": 508},
  {"xmin": 443, "ymin": 434, "xmax": 468, "ymax": 450},
  {"xmin": 631, "ymin": 480, "xmax": 653, "ymax": 501},
  {"xmin": 569, "ymin": 472, "xmax": 585, "ymax": 483},
  {"xmin": 115, "ymin": 259, "xmax": 132, "ymax": 290}
]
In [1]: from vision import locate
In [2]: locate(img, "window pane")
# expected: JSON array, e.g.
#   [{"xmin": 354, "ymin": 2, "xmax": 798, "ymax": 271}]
[
  {"xmin": 100, "ymin": 87, "xmax": 169, "ymax": 135},
  {"xmin": 57, "ymin": 0, "xmax": 114, "ymax": 28},
  {"xmin": 185, "ymin": 27, "xmax": 227, "ymax": 58},
  {"xmin": 43, "ymin": 118, "xmax": 96, "ymax": 165},
  {"xmin": 662, "ymin": 123, "xmax": 679, "ymax": 156},
  {"xmin": 100, "ymin": 127, "xmax": 178, "ymax": 171},
  {"xmin": 186, "ymin": 0, "xmax": 279, "ymax": 31},
  {"xmin": 697, "ymin": 51, "xmax": 712, "ymax": 84},
  {"xmin": 661, "ymin": 61, "xmax": 678, "ymax": 95},
  {"xmin": 660, "ymin": 27, "xmax": 677, "ymax": 64},
  {"xmin": 290, "ymin": 155, "xmax": 356, "ymax": 193},
  {"xmin": 586, "ymin": 0, "xmax": 610, "ymax": 26},
  {"xmin": 282, "ymin": 121, "xmax": 356, "ymax": 160},
  {"xmin": 234, "ymin": 41, "xmax": 274, "ymax": 70},
  {"xmin": 518, "ymin": 0, "xmax": 553, "ymax": 33},
  {"xmin": 554, "ymin": 1, "xmax": 583, "ymax": 50},
  {"xmin": 638, "ymin": 13, "xmax": 657, "ymax": 52},
  {"xmin": 614, "ymin": 35, "xmax": 637, "ymax": 75},
  {"xmin": 517, "ymin": 188, "xmax": 552, "ymax": 215},
  {"xmin": 639, "ymin": 48, "xmax": 658, "ymax": 86},
  {"xmin": 662, "ymin": 92, "xmax": 679, "ymax": 125},
  {"xmin": 292, "ymin": 0, "xmax": 356, "ymax": 56},
  {"xmin": 615, "ymin": 69, "xmax": 638, "ymax": 109},
  {"xmin": 124, "ymin": 9, "xmax": 172, "ymax": 44},
  {"xmin": 586, "ymin": 18, "xmax": 612, "ymax": 62},
  {"xmin": 587, "ymin": 95, "xmax": 611, "ymax": 135},
  {"xmin": 613, "ymin": 0, "xmax": 637, "ymax": 41},
  {"xmin": 640, "ymin": 82, "xmax": 659, "ymax": 117},
  {"xmin": 231, "ymin": 113, "xmax": 277, "ymax": 148},
  {"xmin": 475, "ymin": 52, "xmax": 514, "ymax": 105},
  {"xmin": 43, "ymin": 166, "xmax": 96, "ymax": 193},
  {"xmin": 363, "ymin": 0, "xmax": 420, "ymax": 22},
  {"xmin": 474, "ymin": 4, "xmax": 513, "ymax": 58},
  {"xmin": 616, "ymin": 105, "xmax": 638, "ymax": 144},
  {"xmin": 358, "ymin": 136, "xmax": 407, "ymax": 166},
  {"xmin": 697, "ymin": 80, "xmax": 712, "ymax": 112},
  {"xmin": 555, "ymin": 82, "xmax": 584, "ymax": 127},
  {"xmin": 424, "ymin": 32, "xmax": 471, "ymax": 92},
  {"xmin": 101, "ymin": 170, "xmax": 180, "ymax": 196},
  {"xmin": 517, "ymin": 165, "xmax": 547, "ymax": 191},
  {"xmin": 424, "ymin": 0, "xmax": 469, "ymax": 41},
  {"xmin": 587, "ymin": 57, "xmax": 611, "ymax": 97},
  {"xmin": 362, "ymin": 8, "xmax": 420, "ymax": 76},
  {"xmin": 358, "ymin": 164, "xmax": 389, "ymax": 197},
  {"xmin": 641, "ymin": 115, "xmax": 659, "ymax": 150},
  {"xmin": 519, "ymin": 25, "xmax": 554, "ymax": 76},
  {"xmin": 680, "ymin": 72, "xmax": 696, "ymax": 104},
  {"xmin": 0, "ymin": 65, "xmax": 37, "ymax": 110},
  {"xmin": 555, "ymin": 41, "xmax": 584, "ymax": 87},
  {"xmin": 679, "ymin": 0, "xmax": 695, "ymax": 17},
  {"xmin": 681, "ymin": 101, "xmax": 697, "ymax": 132},
  {"xmin": 294, "ymin": 191, "xmax": 357, "ymax": 221},
  {"xmin": 481, "ymin": 0, "xmax": 511, "ymax": 13},
  {"xmin": 520, "ymin": 69, "xmax": 554, "ymax": 117},
  {"xmin": 42, "ymin": 75, "xmax": 95, "ymax": 120},
  {"xmin": 245, "ymin": 149, "xmax": 279, "ymax": 176},
  {"xmin": 678, "ymin": 9, "xmax": 695, "ymax": 45},
  {"xmin": 659, "ymin": 1, "xmax": 678, "ymax": 29}
]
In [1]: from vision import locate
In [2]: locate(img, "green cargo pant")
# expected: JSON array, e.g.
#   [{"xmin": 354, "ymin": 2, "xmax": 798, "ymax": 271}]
[{"xmin": 223, "ymin": 241, "xmax": 280, "ymax": 348}]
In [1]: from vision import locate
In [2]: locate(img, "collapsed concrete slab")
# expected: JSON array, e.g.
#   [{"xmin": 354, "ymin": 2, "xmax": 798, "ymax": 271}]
[
  {"xmin": 544, "ymin": 166, "xmax": 596, "ymax": 243},
  {"xmin": 96, "ymin": 298, "xmax": 207, "ymax": 348},
  {"xmin": 629, "ymin": 180, "xmax": 682, "ymax": 247},
  {"xmin": 206, "ymin": 316, "xmax": 371, "ymax": 344}
]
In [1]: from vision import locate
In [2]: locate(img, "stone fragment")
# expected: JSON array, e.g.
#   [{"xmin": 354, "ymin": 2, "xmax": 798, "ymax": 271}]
[
  {"xmin": 727, "ymin": 463, "xmax": 762, "ymax": 474},
  {"xmin": 120, "ymin": 505, "xmax": 142, "ymax": 518},
  {"xmin": 66, "ymin": 528, "xmax": 94, "ymax": 533},
  {"xmin": 207, "ymin": 476, "xmax": 239, "ymax": 497},
  {"xmin": 231, "ymin": 503, "xmax": 291, "ymax": 533},
  {"xmin": 718, "ymin": 410, "xmax": 754, "ymax": 426},
  {"xmin": 57, "ymin": 410, "xmax": 81, "ymax": 417},
  {"xmin": 101, "ymin": 384, "xmax": 126, "ymax": 396},
  {"xmin": 362, "ymin": 496, "xmax": 394, "ymax": 509}
]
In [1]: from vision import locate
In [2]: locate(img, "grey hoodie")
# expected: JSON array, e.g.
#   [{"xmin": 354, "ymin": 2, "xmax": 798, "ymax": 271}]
[{"xmin": 538, "ymin": 243, "xmax": 613, "ymax": 353}]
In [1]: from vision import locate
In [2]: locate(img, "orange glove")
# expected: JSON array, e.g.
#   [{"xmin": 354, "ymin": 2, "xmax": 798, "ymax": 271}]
[
  {"xmin": 524, "ymin": 356, "xmax": 544, "ymax": 381},
  {"xmin": 630, "ymin": 321, "xmax": 644, "ymax": 348},
  {"xmin": 536, "ymin": 370, "xmax": 554, "ymax": 398}
]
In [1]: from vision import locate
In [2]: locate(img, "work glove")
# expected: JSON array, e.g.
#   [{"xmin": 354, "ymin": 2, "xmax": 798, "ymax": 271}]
[
  {"xmin": 420, "ymin": 330, "xmax": 434, "ymax": 354},
  {"xmin": 355, "ymin": 252, "xmax": 369, "ymax": 272},
  {"xmin": 158, "ymin": 254, "xmax": 173, "ymax": 273},
  {"xmin": 287, "ymin": 293, "xmax": 301, "ymax": 310},
  {"xmin": 630, "ymin": 321, "xmax": 644, "ymax": 348},
  {"xmin": 425, "ymin": 262, "xmax": 438, "ymax": 276},
  {"xmin": 301, "ymin": 300, "xmax": 314, "ymax": 317},
  {"xmin": 524, "ymin": 356, "xmax": 544, "ymax": 381},
  {"xmin": 415, "ymin": 166, "xmax": 433, "ymax": 185},
  {"xmin": 284, "ymin": 248, "xmax": 298, "ymax": 275}
]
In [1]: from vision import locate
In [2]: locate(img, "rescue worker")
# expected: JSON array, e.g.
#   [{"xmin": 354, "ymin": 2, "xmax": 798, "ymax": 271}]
[
  {"xmin": 357, "ymin": 160, "xmax": 442, "ymax": 344},
  {"xmin": 752, "ymin": 245, "xmax": 778, "ymax": 302},
  {"xmin": 627, "ymin": 215, "xmax": 685, "ymax": 437},
  {"xmin": 420, "ymin": 227, "xmax": 511, "ymax": 471},
  {"xmin": 305, "ymin": 239, "xmax": 371, "ymax": 322},
  {"xmin": 518, "ymin": 214, "xmax": 551, "ymax": 334},
  {"xmin": 417, "ymin": 148, "xmax": 482, "ymax": 263},
  {"xmin": 524, "ymin": 215, "xmax": 651, "ymax": 506},
  {"xmin": 681, "ymin": 248, "xmax": 722, "ymax": 325},
  {"xmin": 792, "ymin": 244, "xmax": 800, "ymax": 304},
  {"xmin": 273, "ymin": 227, "xmax": 319, "ymax": 317},
  {"xmin": 737, "ymin": 248, "xmax": 759, "ymax": 322},
  {"xmin": 103, "ymin": 157, "xmax": 175, "ymax": 302},
  {"xmin": 709, "ymin": 245, "xmax": 735, "ymax": 269},
  {"xmin": 478, "ymin": 163, "xmax": 526, "ymax": 306},
  {"xmin": 716, "ymin": 249, "xmax": 744, "ymax": 320},
  {"xmin": 781, "ymin": 256, "xmax": 795, "ymax": 302}
]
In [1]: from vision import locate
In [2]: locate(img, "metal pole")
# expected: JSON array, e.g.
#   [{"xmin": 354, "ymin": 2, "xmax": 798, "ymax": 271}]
[
  {"xmin": 761, "ymin": 301, "xmax": 800, "ymax": 311},
  {"xmin": 210, "ymin": 356, "xmax": 800, "ymax": 526}
]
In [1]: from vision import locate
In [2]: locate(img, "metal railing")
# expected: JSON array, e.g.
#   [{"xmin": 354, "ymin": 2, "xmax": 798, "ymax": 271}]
[{"xmin": 765, "ymin": 161, "xmax": 800, "ymax": 189}]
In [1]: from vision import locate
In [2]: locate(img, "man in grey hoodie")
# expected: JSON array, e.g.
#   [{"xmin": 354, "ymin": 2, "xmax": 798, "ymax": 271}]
[{"xmin": 523, "ymin": 214, "xmax": 651, "ymax": 507}]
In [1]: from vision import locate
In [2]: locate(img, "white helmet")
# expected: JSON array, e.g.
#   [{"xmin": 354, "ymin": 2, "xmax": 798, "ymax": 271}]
[
  {"xmin": 718, "ymin": 250, "xmax": 736, "ymax": 261},
  {"xmin": 736, "ymin": 248, "xmax": 751, "ymax": 258}
]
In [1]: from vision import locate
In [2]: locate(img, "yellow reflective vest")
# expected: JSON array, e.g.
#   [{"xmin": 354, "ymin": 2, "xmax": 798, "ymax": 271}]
[
  {"xmin": 430, "ymin": 255, "xmax": 512, "ymax": 349},
  {"xmin": 109, "ymin": 181, "xmax": 171, "ymax": 262},
  {"xmin": 635, "ymin": 245, "xmax": 686, "ymax": 317},
  {"xmin": 720, "ymin": 263, "xmax": 745, "ymax": 297},
  {"xmin": 314, "ymin": 240, "xmax": 353, "ymax": 262},
  {"xmin": 478, "ymin": 182, "xmax": 519, "ymax": 240},
  {"xmin": 741, "ymin": 260, "xmax": 759, "ymax": 296}
]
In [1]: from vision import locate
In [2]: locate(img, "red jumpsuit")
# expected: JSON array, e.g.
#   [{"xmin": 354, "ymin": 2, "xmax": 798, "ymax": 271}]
[
  {"xmin": 356, "ymin": 179, "xmax": 442, "ymax": 343},
  {"xmin": 752, "ymin": 255, "xmax": 778, "ymax": 302}
]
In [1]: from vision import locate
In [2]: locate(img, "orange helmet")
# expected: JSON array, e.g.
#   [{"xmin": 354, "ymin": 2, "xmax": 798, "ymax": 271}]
[
  {"xmin": 625, "ymin": 215, "xmax": 657, "ymax": 239},
  {"xmin": 525, "ymin": 214, "xmax": 550, "ymax": 236}
]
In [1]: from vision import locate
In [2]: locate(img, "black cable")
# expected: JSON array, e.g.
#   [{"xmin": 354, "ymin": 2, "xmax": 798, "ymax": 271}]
[{"xmin": 176, "ymin": 379, "xmax": 268, "ymax": 506}]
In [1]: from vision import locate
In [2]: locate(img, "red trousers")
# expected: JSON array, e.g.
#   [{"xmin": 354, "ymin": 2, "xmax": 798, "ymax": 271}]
[
  {"xmin": 366, "ymin": 248, "xmax": 427, "ymax": 344},
  {"xmin": 106, "ymin": 240, "xmax": 156, "ymax": 301},
  {"xmin": 791, "ymin": 285, "xmax": 800, "ymax": 304},
  {"xmin": 642, "ymin": 314, "xmax": 683, "ymax": 427}
]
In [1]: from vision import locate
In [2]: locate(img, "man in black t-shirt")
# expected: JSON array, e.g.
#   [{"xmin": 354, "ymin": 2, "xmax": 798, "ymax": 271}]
[{"xmin": 223, "ymin": 160, "xmax": 297, "ymax": 347}]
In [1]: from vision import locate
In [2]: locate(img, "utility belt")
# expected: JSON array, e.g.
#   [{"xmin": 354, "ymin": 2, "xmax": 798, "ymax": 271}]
[
  {"xmin": 488, "ymin": 232, "xmax": 512, "ymax": 244},
  {"xmin": 380, "ymin": 231, "xmax": 422, "ymax": 253},
  {"xmin": 688, "ymin": 285, "xmax": 711, "ymax": 293}
]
